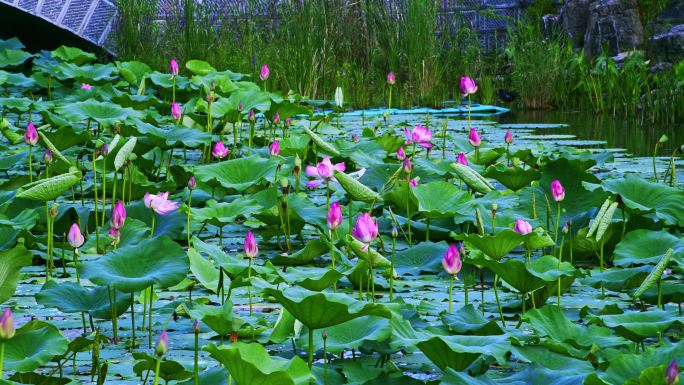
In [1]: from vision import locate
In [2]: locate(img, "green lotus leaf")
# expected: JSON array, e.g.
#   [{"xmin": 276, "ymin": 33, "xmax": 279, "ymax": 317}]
[
  {"xmin": 415, "ymin": 334, "xmax": 511, "ymax": 371},
  {"xmin": 4, "ymin": 320, "xmax": 68, "ymax": 372},
  {"xmin": 334, "ymin": 170, "xmax": 382, "ymax": 204},
  {"xmin": 186, "ymin": 60, "xmax": 217, "ymax": 75},
  {"xmin": 116, "ymin": 60, "xmax": 152, "ymax": 85},
  {"xmin": 183, "ymin": 301, "xmax": 235, "ymax": 336},
  {"xmin": 579, "ymin": 265, "xmax": 652, "ymax": 292},
  {"xmin": 298, "ymin": 316, "xmax": 391, "ymax": 354},
  {"xmin": 450, "ymin": 163, "xmax": 494, "ymax": 194},
  {"xmin": 204, "ymin": 342, "xmax": 312, "ymax": 385},
  {"xmin": 132, "ymin": 352, "xmax": 193, "ymax": 383},
  {"xmin": 189, "ymin": 247, "xmax": 221, "ymax": 293},
  {"xmin": 36, "ymin": 280, "xmax": 132, "ymax": 320},
  {"xmin": 469, "ymin": 254, "xmax": 546, "ymax": 294},
  {"xmin": 512, "ymin": 345, "xmax": 595, "ymax": 374},
  {"xmin": 114, "ymin": 136, "xmax": 137, "ymax": 171},
  {"xmin": 484, "ymin": 164, "xmax": 541, "ymax": 191},
  {"xmin": 614, "ymin": 230, "xmax": 684, "ymax": 267},
  {"xmin": 276, "ymin": 266, "xmax": 346, "ymax": 291},
  {"xmin": 55, "ymin": 100, "xmax": 140, "ymax": 127},
  {"xmin": 0, "ymin": 245, "xmax": 32, "ymax": 303},
  {"xmin": 270, "ymin": 239, "xmax": 329, "ymax": 266},
  {"xmin": 345, "ymin": 234, "xmax": 391, "ymax": 268},
  {"xmin": 0, "ymin": 37, "xmax": 24, "ymax": 50},
  {"xmin": 452, "ymin": 229, "xmax": 527, "ymax": 260},
  {"xmin": 633, "ymin": 248, "xmax": 674, "ymax": 298},
  {"xmin": 37, "ymin": 129, "xmax": 70, "ymax": 165},
  {"xmin": 412, "ymin": 181, "xmax": 470, "ymax": 218},
  {"xmin": 149, "ymin": 72, "xmax": 192, "ymax": 90},
  {"xmin": 584, "ymin": 174, "xmax": 684, "ymax": 226},
  {"xmin": 80, "ymin": 236, "xmax": 188, "ymax": 292},
  {"xmin": 442, "ymin": 364, "xmax": 586, "ymax": 385},
  {"xmin": 192, "ymin": 199, "xmax": 261, "ymax": 226},
  {"xmin": 302, "ymin": 124, "xmax": 341, "ymax": 157},
  {"xmin": 264, "ymin": 286, "xmax": 392, "ymax": 330},
  {"xmin": 0, "ymin": 49, "xmax": 31, "ymax": 68},
  {"xmin": 130, "ymin": 122, "xmax": 211, "ymax": 149},
  {"xmin": 441, "ymin": 304, "xmax": 504, "ymax": 335},
  {"xmin": 590, "ymin": 310, "xmax": 682, "ymax": 342},
  {"xmin": 51, "ymin": 45, "xmax": 96, "ymax": 65},
  {"xmin": 193, "ymin": 156, "xmax": 279, "ymax": 192},
  {"xmin": 394, "ymin": 241, "xmax": 449, "ymax": 275},
  {"xmin": 16, "ymin": 171, "xmax": 81, "ymax": 201},
  {"xmin": 54, "ymin": 62, "xmax": 116, "ymax": 82}
]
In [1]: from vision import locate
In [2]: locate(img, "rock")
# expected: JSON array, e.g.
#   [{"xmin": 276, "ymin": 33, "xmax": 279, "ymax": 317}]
[
  {"xmin": 583, "ymin": 0, "xmax": 644, "ymax": 57},
  {"xmin": 560, "ymin": 0, "xmax": 592, "ymax": 48},
  {"xmin": 541, "ymin": 14, "xmax": 560, "ymax": 37},
  {"xmin": 650, "ymin": 24, "xmax": 684, "ymax": 61}
]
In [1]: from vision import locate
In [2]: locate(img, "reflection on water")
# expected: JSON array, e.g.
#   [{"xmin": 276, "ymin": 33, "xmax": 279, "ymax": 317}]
[{"xmin": 495, "ymin": 110, "xmax": 683, "ymax": 156}]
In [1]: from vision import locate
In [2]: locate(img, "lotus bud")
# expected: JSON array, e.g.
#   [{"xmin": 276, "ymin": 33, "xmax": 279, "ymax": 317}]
[
  {"xmin": 248, "ymin": 109, "xmax": 255, "ymax": 122},
  {"xmin": 459, "ymin": 76, "xmax": 478, "ymax": 96},
  {"xmin": 211, "ymin": 142, "xmax": 229, "ymax": 159},
  {"xmin": 666, "ymin": 360, "xmax": 678, "ymax": 385},
  {"xmin": 550, "ymin": 179, "xmax": 565, "ymax": 202},
  {"xmin": 206, "ymin": 90, "xmax": 215, "ymax": 103},
  {"xmin": 68, "ymin": 223, "xmax": 85, "ymax": 248},
  {"xmin": 171, "ymin": 102, "xmax": 182, "ymax": 121},
  {"xmin": 273, "ymin": 112, "xmax": 281, "ymax": 124},
  {"xmin": 260, "ymin": 64, "xmax": 270, "ymax": 81},
  {"xmin": 505, "ymin": 129, "xmax": 513, "ymax": 144},
  {"xmin": 25, "ymin": 122, "xmax": 38, "ymax": 146},
  {"xmin": 43, "ymin": 149, "xmax": 53, "ymax": 165},
  {"xmin": 562, "ymin": 222, "xmax": 569, "ymax": 234},
  {"xmin": 397, "ymin": 147, "xmax": 406, "ymax": 160},
  {"xmin": 457, "ymin": 152, "xmax": 468, "ymax": 166},
  {"xmin": 102, "ymin": 143, "xmax": 109, "ymax": 156},
  {"xmin": 244, "ymin": 231, "xmax": 258, "ymax": 259},
  {"xmin": 238, "ymin": 101, "xmax": 244, "ymax": 111},
  {"xmin": 491, "ymin": 203, "xmax": 498, "ymax": 217},
  {"xmin": 468, "ymin": 127, "xmax": 481, "ymax": 147},
  {"xmin": 50, "ymin": 203, "xmax": 58, "ymax": 219},
  {"xmin": 193, "ymin": 319, "xmax": 200, "ymax": 333},
  {"xmin": 387, "ymin": 71, "xmax": 395, "ymax": 85},
  {"xmin": 391, "ymin": 226, "xmax": 398, "ymax": 238},
  {"xmin": 285, "ymin": 117, "xmax": 291, "ymax": 127},
  {"xmin": 402, "ymin": 158, "xmax": 413, "ymax": 174},
  {"xmin": 514, "ymin": 219, "xmax": 532, "ymax": 235},
  {"xmin": 0, "ymin": 308, "xmax": 15, "ymax": 340},
  {"xmin": 294, "ymin": 154, "xmax": 302, "ymax": 168},
  {"xmin": 327, "ymin": 202, "xmax": 342, "ymax": 230},
  {"xmin": 352, "ymin": 133, "xmax": 359, "ymax": 143},
  {"xmin": 322, "ymin": 330, "xmax": 328, "ymax": 340},
  {"xmin": 442, "ymin": 244, "xmax": 462, "ymax": 276},
  {"xmin": 81, "ymin": 83, "xmax": 92, "ymax": 91},
  {"xmin": 111, "ymin": 200, "xmax": 126, "ymax": 229},
  {"xmin": 269, "ymin": 140, "xmax": 280, "ymax": 156},
  {"xmin": 187, "ymin": 176, "xmax": 197, "ymax": 190},
  {"xmin": 169, "ymin": 58, "xmax": 179, "ymax": 76},
  {"xmin": 351, "ymin": 213, "xmax": 379, "ymax": 246},
  {"xmin": 155, "ymin": 330, "xmax": 169, "ymax": 356}
]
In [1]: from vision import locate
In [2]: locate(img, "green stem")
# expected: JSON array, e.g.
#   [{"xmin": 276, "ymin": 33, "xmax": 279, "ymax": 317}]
[
  {"xmin": 329, "ymin": 229, "xmax": 336, "ymax": 291},
  {"xmin": 93, "ymin": 152, "xmax": 100, "ymax": 252},
  {"xmin": 387, "ymin": 86, "xmax": 392, "ymax": 127},
  {"xmin": 323, "ymin": 335, "xmax": 328, "ymax": 385},
  {"xmin": 448, "ymin": 274, "xmax": 453, "ymax": 313},
  {"xmin": 441, "ymin": 117, "xmax": 448, "ymax": 159},
  {"xmin": 657, "ymin": 278, "xmax": 662, "ymax": 310},
  {"xmin": 325, "ymin": 179, "xmax": 330, "ymax": 209},
  {"xmin": 558, "ymin": 234, "xmax": 565, "ymax": 308},
  {"xmin": 153, "ymin": 357, "xmax": 161, "ymax": 385},
  {"xmin": 101, "ymin": 159, "xmax": 106, "ymax": 228},
  {"xmin": 599, "ymin": 239, "xmax": 605, "ymax": 299},
  {"xmin": 248, "ymin": 121, "xmax": 254, "ymax": 156},
  {"xmin": 194, "ymin": 330, "xmax": 199, "ymax": 385},
  {"xmin": 553, "ymin": 203, "xmax": 561, "ymax": 254},
  {"xmin": 187, "ymin": 190, "xmax": 193, "ymax": 245},
  {"xmin": 148, "ymin": 284, "xmax": 154, "ymax": 349},
  {"xmin": 150, "ymin": 213, "xmax": 155, "ymax": 238},
  {"xmin": 1, "ymin": 342, "xmax": 4, "ymax": 378},
  {"xmin": 248, "ymin": 257, "xmax": 253, "ymax": 316},
  {"xmin": 390, "ymin": 237, "xmax": 396, "ymax": 301},
  {"xmin": 308, "ymin": 327, "xmax": 314, "ymax": 368},
  {"xmin": 28, "ymin": 146, "xmax": 33, "ymax": 183},
  {"xmin": 368, "ymin": 248, "xmax": 375, "ymax": 302},
  {"xmin": 652, "ymin": 142, "xmax": 659, "ymax": 183},
  {"xmin": 406, "ymin": 175, "xmax": 412, "ymax": 246},
  {"xmin": 494, "ymin": 274, "xmax": 505, "ymax": 327},
  {"xmin": 464, "ymin": 267, "xmax": 469, "ymax": 306}
]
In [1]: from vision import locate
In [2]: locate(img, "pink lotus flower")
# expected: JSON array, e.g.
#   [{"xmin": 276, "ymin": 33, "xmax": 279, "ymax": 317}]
[
  {"xmin": 514, "ymin": 219, "xmax": 532, "ymax": 235},
  {"xmin": 442, "ymin": 244, "xmax": 462, "ymax": 276},
  {"xmin": 468, "ymin": 127, "xmax": 481, "ymax": 147},
  {"xmin": 155, "ymin": 330, "xmax": 168, "ymax": 356},
  {"xmin": 550, "ymin": 179, "xmax": 565, "ymax": 202},
  {"xmin": 25, "ymin": 122, "xmax": 38, "ymax": 146},
  {"xmin": 273, "ymin": 112, "xmax": 281, "ymax": 124},
  {"xmin": 352, "ymin": 213, "xmax": 379, "ymax": 248},
  {"xmin": 327, "ymin": 202, "xmax": 342, "ymax": 230},
  {"xmin": 171, "ymin": 102, "xmax": 182, "ymax": 121},
  {"xmin": 269, "ymin": 141, "xmax": 280, "ymax": 156},
  {"xmin": 108, "ymin": 227, "xmax": 121, "ymax": 246},
  {"xmin": 144, "ymin": 192, "xmax": 179, "ymax": 215},
  {"xmin": 212, "ymin": 141, "xmax": 229, "ymax": 159},
  {"xmin": 260, "ymin": 64, "xmax": 270, "ymax": 81},
  {"xmin": 81, "ymin": 83, "xmax": 92, "ymax": 91},
  {"xmin": 187, "ymin": 176, "xmax": 197, "ymax": 190},
  {"xmin": 68, "ymin": 223, "xmax": 85, "ymax": 248},
  {"xmin": 0, "ymin": 308, "xmax": 15, "ymax": 340},
  {"xmin": 460, "ymin": 76, "xmax": 478, "ymax": 96},
  {"xmin": 352, "ymin": 134, "xmax": 359, "ymax": 143},
  {"xmin": 402, "ymin": 178, "xmax": 418, "ymax": 188},
  {"xmin": 666, "ymin": 360, "xmax": 679, "ymax": 385},
  {"xmin": 397, "ymin": 147, "xmax": 406, "ymax": 161},
  {"xmin": 111, "ymin": 200, "xmax": 126, "ymax": 229},
  {"xmin": 402, "ymin": 158, "xmax": 413, "ymax": 174},
  {"xmin": 169, "ymin": 58, "xmax": 179, "ymax": 76},
  {"xmin": 387, "ymin": 72, "xmax": 396, "ymax": 85},
  {"xmin": 457, "ymin": 152, "xmax": 468, "ymax": 166},
  {"xmin": 505, "ymin": 129, "xmax": 513, "ymax": 144},
  {"xmin": 244, "ymin": 230, "xmax": 258, "ymax": 259},
  {"xmin": 404, "ymin": 125, "xmax": 433, "ymax": 148},
  {"xmin": 305, "ymin": 157, "xmax": 345, "ymax": 189}
]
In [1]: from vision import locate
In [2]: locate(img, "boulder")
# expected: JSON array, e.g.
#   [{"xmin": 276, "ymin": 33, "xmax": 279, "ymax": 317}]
[
  {"xmin": 650, "ymin": 24, "xmax": 684, "ymax": 61},
  {"xmin": 560, "ymin": 0, "xmax": 592, "ymax": 48},
  {"xmin": 583, "ymin": 0, "xmax": 644, "ymax": 57}
]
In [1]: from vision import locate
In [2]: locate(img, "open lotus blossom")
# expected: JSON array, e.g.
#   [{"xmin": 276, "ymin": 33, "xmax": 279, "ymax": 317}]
[
  {"xmin": 305, "ymin": 156, "xmax": 345, "ymax": 189},
  {"xmin": 402, "ymin": 157, "xmax": 413, "ymax": 174},
  {"xmin": 269, "ymin": 140, "xmax": 280, "ymax": 156},
  {"xmin": 505, "ymin": 129, "xmax": 513, "ymax": 144},
  {"xmin": 171, "ymin": 102, "xmax": 182, "ymax": 120},
  {"xmin": 43, "ymin": 149, "xmax": 53, "ymax": 164},
  {"xmin": 111, "ymin": 200, "xmax": 126, "ymax": 229},
  {"xmin": 460, "ymin": 76, "xmax": 478, "ymax": 96},
  {"xmin": 666, "ymin": 360, "xmax": 679, "ymax": 385},
  {"xmin": 387, "ymin": 71, "xmax": 395, "ymax": 85},
  {"xmin": 442, "ymin": 243, "xmax": 462, "ymax": 276},
  {"xmin": 327, "ymin": 202, "xmax": 343, "ymax": 230},
  {"xmin": 144, "ymin": 192, "xmax": 179, "ymax": 215},
  {"xmin": 397, "ymin": 147, "xmax": 406, "ymax": 160},
  {"xmin": 155, "ymin": 330, "xmax": 169, "ymax": 356},
  {"xmin": 169, "ymin": 58, "xmax": 179, "ymax": 76},
  {"xmin": 244, "ymin": 230, "xmax": 258, "ymax": 259},
  {"xmin": 457, "ymin": 152, "xmax": 468, "ymax": 166},
  {"xmin": 514, "ymin": 218, "xmax": 533, "ymax": 235},
  {"xmin": 0, "ymin": 308, "xmax": 15, "ymax": 340},
  {"xmin": 68, "ymin": 223, "xmax": 85, "ymax": 248},
  {"xmin": 212, "ymin": 141, "xmax": 229, "ymax": 159},
  {"xmin": 468, "ymin": 127, "xmax": 481, "ymax": 147},
  {"xmin": 80, "ymin": 83, "xmax": 92, "ymax": 90},
  {"xmin": 260, "ymin": 63, "xmax": 270, "ymax": 81},
  {"xmin": 550, "ymin": 179, "xmax": 565, "ymax": 202},
  {"xmin": 25, "ymin": 122, "xmax": 38, "ymax": 146},
  {"xmin": 404, "ymin": 125, "xmax": 433, "ymax": 148},
  {"xmin": 352, "ymin": 213, "xmax": 379, "ymax": 249}
]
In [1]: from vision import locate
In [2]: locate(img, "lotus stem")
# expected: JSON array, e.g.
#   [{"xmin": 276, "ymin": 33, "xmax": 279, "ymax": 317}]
[
  {"xmin": 45, "ymin": 203, "xmax": 51, "ymax": 280},
  {"xmin": 150, "ymin": 213, "xmax": 155, "ymax": 238},
  {"xmin": 368, "ymin": 248, "xmax": 375, "ymax": 302},
  {"xmin": 308, "ymin": 327, "xmax": 314, "ymax": 368},
  {"xmin": 148, "ymin": 284, "xmax": 154, "ymax": 349},
  {"xmin": 387, "ymin": 86, "xmax": 392, "ymax": 128},
  {"xmin": 599, "ymin": 239, "xmax": 605, "ymax": 299},
  {"xmin": 93, "ymin": 150, "xmax": 100, "ymax": 251},
  {"xmin": 657, "ymin": 277, "xmax": 662, "ymax": 310},
  {"xmin": 425, "ymin": 218, "xmax": 430, "ymax": 241},
  {"xmin": 248, "ymin": 121, "xmax": 255, "ymax": 156},
  {"xmin": 1, "ymin": 342, "xmax": 4, "ymax": 378},
  {"xmin": 652, "ymin": 142, "xmax": 659, "ymax": 183},
  {"xmin": 406, "ymin": 173, "xmax": 412, "ymax": 245},
  {"xmin": 28, "ymin": 146, "xmax": 33, "ymax": 182},
  {"xmin": 187, "ymin": 190, "xmax": 193, "ymax": 245},
  {"xmin": 464, "ymin": 267, "xmax": 469, "ymax": 306},
  {"xmin": 553, "ymin": 203, "xmax": 561, "ymax": 255},
  {"xmin": 441, "ymin": 117, "xmax": 448, "ymax": 159},
  {"xmin": 329, "ymin": 229, "xmax": 336, "ymax": 291},
  {"xmin": 152, "ymin": 356, "xmax": 161, "ymax": 385},
  {"xmin": 194, "ymin": 328, "xmax": 199, "ymax": 385},
  {"xmin": 448, "ymin": 274, "xmax": 454, "ymax": 313},
  {"xmin": 172, "ymin": 76, "xmax": 176, "ymax": 103},
  {"xmin": 248, "ymin": 257, "xmax": 253, "ymax": 316},
  {"xmin": 323, "ymin": 332, "xmax": 328, "ymax": 385},
  {"xmin": 108, "ymin": 285, "xmax": 118, "ymax": 342},
  {"xmin": 325, "ymin": 179, "xmax": 330, "ymax": 210},
  {"xmin": 390, "ymin": 236, "xmax": 396, "ymax": 300},
  {"xmin": 558, "ymin": 234, "xmax": 565, "ymax": 308},
  {"xmin": 60, "ymin": 235, "xmax": 67, "ymax": 275},
  {"xmin": 480, "ymin": 271, "xmax": 485, "ymax": 316},
  {"xmin": 101, "ymin": 159, "xmax": 106, "ymax": 227},
  {"xmin": 494, "ymin": 274, "xmax": 505, "ymax": 327}
]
